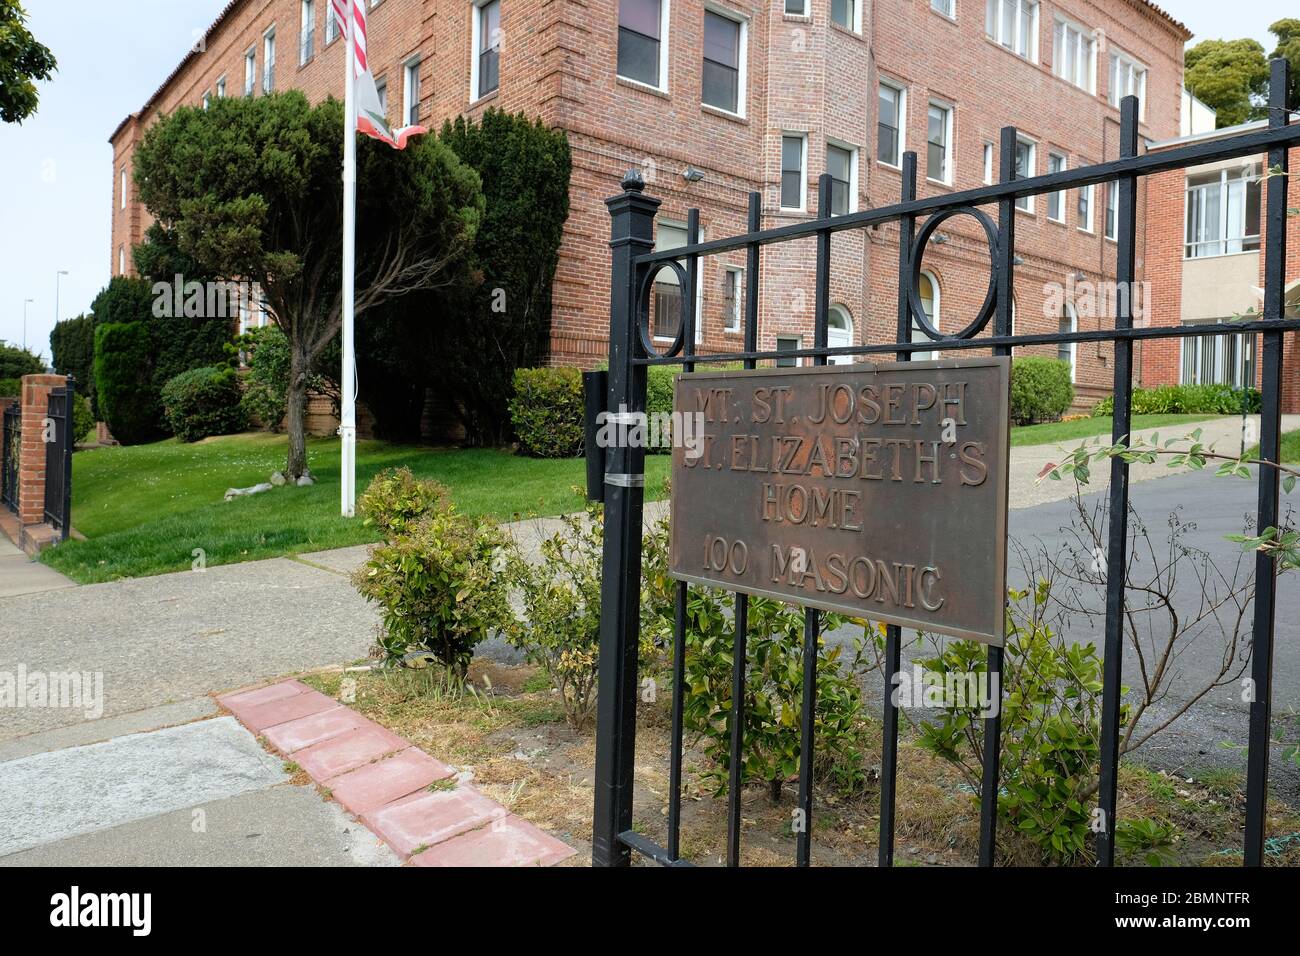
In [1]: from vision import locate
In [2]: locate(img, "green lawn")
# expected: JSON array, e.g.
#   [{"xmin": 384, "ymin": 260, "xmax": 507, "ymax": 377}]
[
  {"xmin": 44, "ymin": 432, "xmax": 671, "ymax": 584},
  {"xmin": 1248, "ymin": 429, "xmax": 1300, "ymax": 463},
  {"xmin": 1008, "ymin": 414, "xmax": 1223, "ymax": 447}
]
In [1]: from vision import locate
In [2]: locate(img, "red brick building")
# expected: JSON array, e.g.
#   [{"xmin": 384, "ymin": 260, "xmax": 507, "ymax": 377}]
[
  {"xmin": 1141, "ymin": 123, "xmax": 1300, "ymax": 410},
  {"xmin": 110, "ymin": 0, "xmax": 1190, "ymax": 409}
]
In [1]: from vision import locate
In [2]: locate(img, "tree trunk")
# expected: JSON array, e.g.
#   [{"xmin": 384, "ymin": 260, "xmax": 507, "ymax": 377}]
[{"xmin": 285, "ymin": 342, "xmax": 310, "ymax": 480}]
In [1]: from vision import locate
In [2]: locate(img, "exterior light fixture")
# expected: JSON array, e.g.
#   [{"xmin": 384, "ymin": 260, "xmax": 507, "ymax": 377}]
[{"xmin": 682, "ymin": 166, "xmax": 706, "ymax": 183}]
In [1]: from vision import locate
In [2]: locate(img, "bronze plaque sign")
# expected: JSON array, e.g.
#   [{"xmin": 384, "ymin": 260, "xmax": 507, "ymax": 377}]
[{"xmin": 669, "ymin": 358, "xmax": 1010, "ymax": 646}]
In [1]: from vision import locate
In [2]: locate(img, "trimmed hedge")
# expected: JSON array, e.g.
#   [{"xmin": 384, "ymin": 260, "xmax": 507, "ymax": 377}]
[
  {"xmin": 94, "ymin": 322, "xmax": 162, "ymax": 445},
  {"xmin": 160, "ymin": 366, "xmax": 246, "ymax": 443},
  {"xmin": 1092, "ymin": 384, "xmax": 1261, "ymax": 417},
  {"xmin": 1009, "ymin": 356, "xmax": 1075, "ymax": 425},
  {"xmin": 0, "ymin": 378, "xmax": 19, "ymax": 399},
  {"xmin": 71, "ymin": 393, "xmax": 95, "ymax": 446},
  {"xmin": 509, "ymin": 367, "xmax": 585, "ymax": 458}
]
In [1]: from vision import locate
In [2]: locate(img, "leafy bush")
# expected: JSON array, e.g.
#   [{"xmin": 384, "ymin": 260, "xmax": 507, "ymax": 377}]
[
  {"xmin": 50, "ymin": 313, "xmax": 97, "ymax": 415},
  {"xmin": 71, "ymin": 393, "xmax": 94, "ymax": 446},
  {"xmin": 236, "ymin": 325, "xmax": 291, "ymax": 430},
  {"xmin": 1009, "ymin": 356, "xmax": 1075, "ymax": 424},
  {"xmin": 0, "ymin": 378, "xmax": 19, "ymax": 398},
  {"xmin": 509, "ymin": 366, "xmax": 585, "ymax": 458},
  {"xmin": 912, "ymin": 582, "xmax": 1112, "ymax": 863},
  {"xmin": 160, "ymin": 366, "xmax": 247, "ymax": 442},
  {"xmin": 94, "ymin": 322, "xmax": 162, "ymax": 445},
  {"xmin": 358, "ymin": 467, "xmax": 447, "ymax": 539},
  {"xmin": 0, "ymin": 342, "xmax": 42, "ymax": 380},
  {"xmin": 1092, "ymin": 384, "xmax": 1261, "ymax": 417},
  {"xmin": 352, "ymin": 501, "xmax": 512, "ymax": 680}
]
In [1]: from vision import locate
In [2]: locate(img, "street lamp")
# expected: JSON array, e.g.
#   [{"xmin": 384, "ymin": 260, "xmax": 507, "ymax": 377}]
[{"xmin": 22, "ymin": 298, "xmax": 34, "ymax": 351}]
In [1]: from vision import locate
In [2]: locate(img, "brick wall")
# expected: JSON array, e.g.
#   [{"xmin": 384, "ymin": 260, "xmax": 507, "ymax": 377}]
[
  {"xmin": 17, "ymin": 375, "xmax": 67, "ymax": 527},
  {"xmin": 110, "ymin": 0, "xmax": 1190, "ymax": 404}
]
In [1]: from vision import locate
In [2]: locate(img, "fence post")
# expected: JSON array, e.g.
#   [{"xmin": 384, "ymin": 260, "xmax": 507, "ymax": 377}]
[
  {"xmin": 591, "ymin": 170, "xmax": 658, "ymax": 867},
  {"xmin": 1244, "ymin": 57, "xmax": 1291, "ymax": 866},
  {"xmin": 61, "ymin": 376, "xmax": 75, "ymax": 541}
]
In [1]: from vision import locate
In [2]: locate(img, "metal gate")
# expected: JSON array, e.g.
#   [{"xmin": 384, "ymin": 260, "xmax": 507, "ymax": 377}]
[
  {"xmin": 592, "ymin": 61, "xmax": 1298, "ymax": 868},
  {"xmin": 1, "ymin": 400, "xmax": 18, "ymax": 515},
  {"xmin": 42, "ymin": 378, "xmax": 74, "ymax": 540}
]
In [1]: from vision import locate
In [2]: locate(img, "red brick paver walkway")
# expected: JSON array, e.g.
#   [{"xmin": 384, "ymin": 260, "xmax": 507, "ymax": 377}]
[{"xmin": 217, "ymin": 679, "xmax": 576, "ymax": 867}]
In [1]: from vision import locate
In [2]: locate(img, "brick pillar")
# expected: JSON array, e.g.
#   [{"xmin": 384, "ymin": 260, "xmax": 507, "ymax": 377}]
[{"xmin": 18, "ymin": 374, "xmax": 66, "ymax": 527}]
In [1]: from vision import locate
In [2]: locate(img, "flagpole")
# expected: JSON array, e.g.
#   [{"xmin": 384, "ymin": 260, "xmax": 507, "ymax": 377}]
[{"xmin": 340, "ymin": 0, "xmax": 357, "ymax": 517}]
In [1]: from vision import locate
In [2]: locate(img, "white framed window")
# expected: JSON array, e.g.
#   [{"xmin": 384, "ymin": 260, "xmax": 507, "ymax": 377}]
[
  {"xmin": 375, "ymin": 78, "xmax": 388, "ymax": 115},
  {"xmin": 986, "ymin": 0, "xmax": 1038, "ymax": 61},
  {"xmin": 1105, "ymin": 181, "xmax": 1118, "ymax": 240},
  {"xmin": 781, "ymin": 133, "xmax": 807, "ymax": 211},
  {"xmin": 1014, "ymin": 136, "xmax": 1035, "ymax": 211},
  {"xmin": 651, "ymin": 220, "xmax": 704, "ymax": 342},
  {"xmin": 982, "ymin": 142, "xmax": 994, "ymax": 184},
  {"xmin": 1181, "ymin": 320, "xmax": 1256, "ymax": 388},
  {"xmin": 723, "ymin": 266, "xmax": 744, "ymax": 333},
  {"xmin": 403, "ymin": 57, "xmax": 421, "ymax": 126},
  {"xmin": 118, "ymin": 245, "xmax": 125, "ymax": 275},
  {"xmin": 617, "ymin": 0, "xmax": 670, "ymax": 91},
  {"xmin": 120, "ymin": 167, "xmax": 127, "ymax": 209},
  {"xmin": 244, "ymin": 46, "xmax": 257, "ymax": 96},
  {"xmin": 263, "ymin": 27, "xmax": 276, "ymax": 93},
  {"xmin": 877, "ymin": 80, "xmax": 905, "ymax": 167},
  {"xmin": 300, "ymin": 0, "xmax": 316, "ymax": 64},
  {"xmin": 216, "ymin": 76, "xmax": 227, "ymax": 98},
  {"xmin": 1077, "ymin": 182, "xmax": 1093, "ymax": 232},
  {"xmin": 1047, "ymin": 152, "xmax": 1065, "ymax": 221},
  {"xmin": 326, "ymin": 1, "xmax": 340, "ymax": 42},
  {"xmin": 827, "ymin": 305, "xmax": 853, "ymax": 364},
  {"xmin": 931, "ymin": 0, "xmax": 954, "ymax": 18},
  {"xmin": 913, "ymin": 271, "xmax": 941, "ymax": 361},
  {"xmin": 472, "ymin": 0, "xmax": 501, "ymax": 101},
  {"xmin": 926, "ymin": 101, "xmax": 953, "ymax": 185},
  {"xmin": 831, "ymin": 0, "xmax": 860, "ymax": 33},
  {"xmin": 784, "ymin": 0, "xmax": 808, "ymax": 14},
  {"xmin": 776, "ymin": 335, "xmax": 802, "ymax": 367},
  {"xmin": 1185, "ymin": 165, "xmax": 1262, "ymax": 258},
  {"xmin": 202, "ymin": 90, "xmax": 212, "ymax": 109},
  {"xmin": 1109, "ymin": 47, "xmax": 1147, "ymax": 118},
  {"xmin": 1058, "ymin": 302, "xmax": 1077, "ymax": 381},
  {"xmin": 1052, "ymin": 16, "xmax": 1094, "ymax": 92},
  {"xmin": 702, "ymin": 8, "xmax": 746, "ymax": 116},
  {"xmin": 826, "ymin": 139, "xmax": 858, "ymax": 215}
]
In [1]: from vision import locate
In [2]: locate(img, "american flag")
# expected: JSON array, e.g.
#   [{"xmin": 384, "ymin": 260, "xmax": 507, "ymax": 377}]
[{"xmin": 332, "ymin": 0, "xmax": 425, "ymax": 149}]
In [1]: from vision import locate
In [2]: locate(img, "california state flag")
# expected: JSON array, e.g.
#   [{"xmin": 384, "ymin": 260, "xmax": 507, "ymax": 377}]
[{"xmin": 332, "ymin": 0, "xmax": 428, "ymax": 149}]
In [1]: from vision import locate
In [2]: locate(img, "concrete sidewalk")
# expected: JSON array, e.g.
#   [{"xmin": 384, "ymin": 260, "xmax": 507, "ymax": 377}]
[{"xmin": 0, "ymin": 533, "xmax": 75, "ymax": 599}]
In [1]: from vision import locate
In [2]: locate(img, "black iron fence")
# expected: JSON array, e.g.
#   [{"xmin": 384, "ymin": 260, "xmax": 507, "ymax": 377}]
[
  {"xmin": 42, "ymin": 378, "xmax": 74, "ymax": 540},
  {"xmin": 592, "ymin": 60, "xmax": 1298, "ymax": 868},
  {"xmin": 1, "ymin": 400, "xmax": 18, "ymax": 515}
]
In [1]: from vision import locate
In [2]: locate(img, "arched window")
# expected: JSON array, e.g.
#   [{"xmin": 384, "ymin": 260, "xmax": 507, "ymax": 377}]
[
  {"xmin": 912, "ymin": 271, "xmax": 941, "ymax": 360},
  {"xmin": 827, "ymin": 304, "xmax": 853, "ymax": 364},
  {"xmin": 1058, "ymin": 302, "xmax": 1077, "ymax": 382}
]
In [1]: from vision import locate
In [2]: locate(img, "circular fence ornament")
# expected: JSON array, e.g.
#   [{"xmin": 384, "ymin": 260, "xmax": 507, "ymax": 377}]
[
  {"xmin": 636, "ymin": 259, "xmax": 692, "ymax": 359},
  {"xmin": 906, "ymin": 206, "xmax": 1001, "ymax": 342}
]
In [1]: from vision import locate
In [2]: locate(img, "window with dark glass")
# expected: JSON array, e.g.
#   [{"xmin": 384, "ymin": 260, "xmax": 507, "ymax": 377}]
[
  {"xmin": 831, "ymin": 0, "xmax": 854, "ymax": 31},
  {"xmin": 776, "ymin": 336, "xmax": 801, "ymax": 367},
  {"xmin": 478, "ymin": 0, "xmax": 501, "ymax": 98},
  {"xmin": 653, "ymin": 223, "xmax": 687, "ymax": 339},
  {"xmin": 927, "ymin": 103, "xmax": 950, "ymax": 182},
  {"xmin": 1014, "ymin": 138, "xmax": 1034, "ymax": 211},
  {"xmin": 781, "ymin": 135, "xmax": 804, "ymax": 209},
  {"xmin": 827, "ymin": 144, "xmax": 852, "ymax": 215},
  {"xmin": 878, "ymin": 83, "xmax": 902, "ymax": 166},
  {"xmin": 702, "ymin": 11, "xmax": 741, "ymax": 113},
  {"xmin": 618, "ymin": 0, "xmax": 662, "ymax": 87}
]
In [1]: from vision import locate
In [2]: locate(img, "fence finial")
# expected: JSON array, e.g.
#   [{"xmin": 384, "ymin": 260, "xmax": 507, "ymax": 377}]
[{"xmin": 620, "ymin": 169, "xmax": 645, "ymax": 193}]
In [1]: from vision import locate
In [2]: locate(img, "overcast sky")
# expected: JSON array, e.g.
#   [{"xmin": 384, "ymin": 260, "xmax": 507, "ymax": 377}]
[{"xmin": 0, "ymin": 0, "xmax": 1288, "ymax": 361}]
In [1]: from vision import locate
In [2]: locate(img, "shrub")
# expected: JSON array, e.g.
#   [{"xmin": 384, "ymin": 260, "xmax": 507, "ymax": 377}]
[
  {"xmin": 0, "ymin": 378, "xmax": 19, "ymax": 398},
  {"xmin": 0, "ymin": 342, "xmax": 43, "ymax": 380},
  {"xmin": 50, "ymin": 313, "xmax": 98, "ymax": 415},
  {"xmin": 1009, "ymin": 356, "xmax": 1074, "ymax": 424},
  {"xmin": 236, "ymin": 325, "xmax": 291, "ymax": 430},
  {"xmin": 509, "ymin": 366, "xmax": 585, "ymax": 458},
  {"xmin": 94, "ymin": 322, "xmax": 162, "ymax": 445},
  {"xmin": 353, "ymin": 501, "xmax": 512, "ymax": 679},
  {"xmin": 358, "ymin": 467, "xmax": 447, "ymax": 540},
  {"xmin": 1092, "ymin": 384, "xmax": 1261, "ymax": 417},
  {"xmin": 71, "ymin": 393, "xmax": 94, "ymax": 446},
  {"xmin": 160, "ymin": 366, "xmax": 247, "ymax": 443}
]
